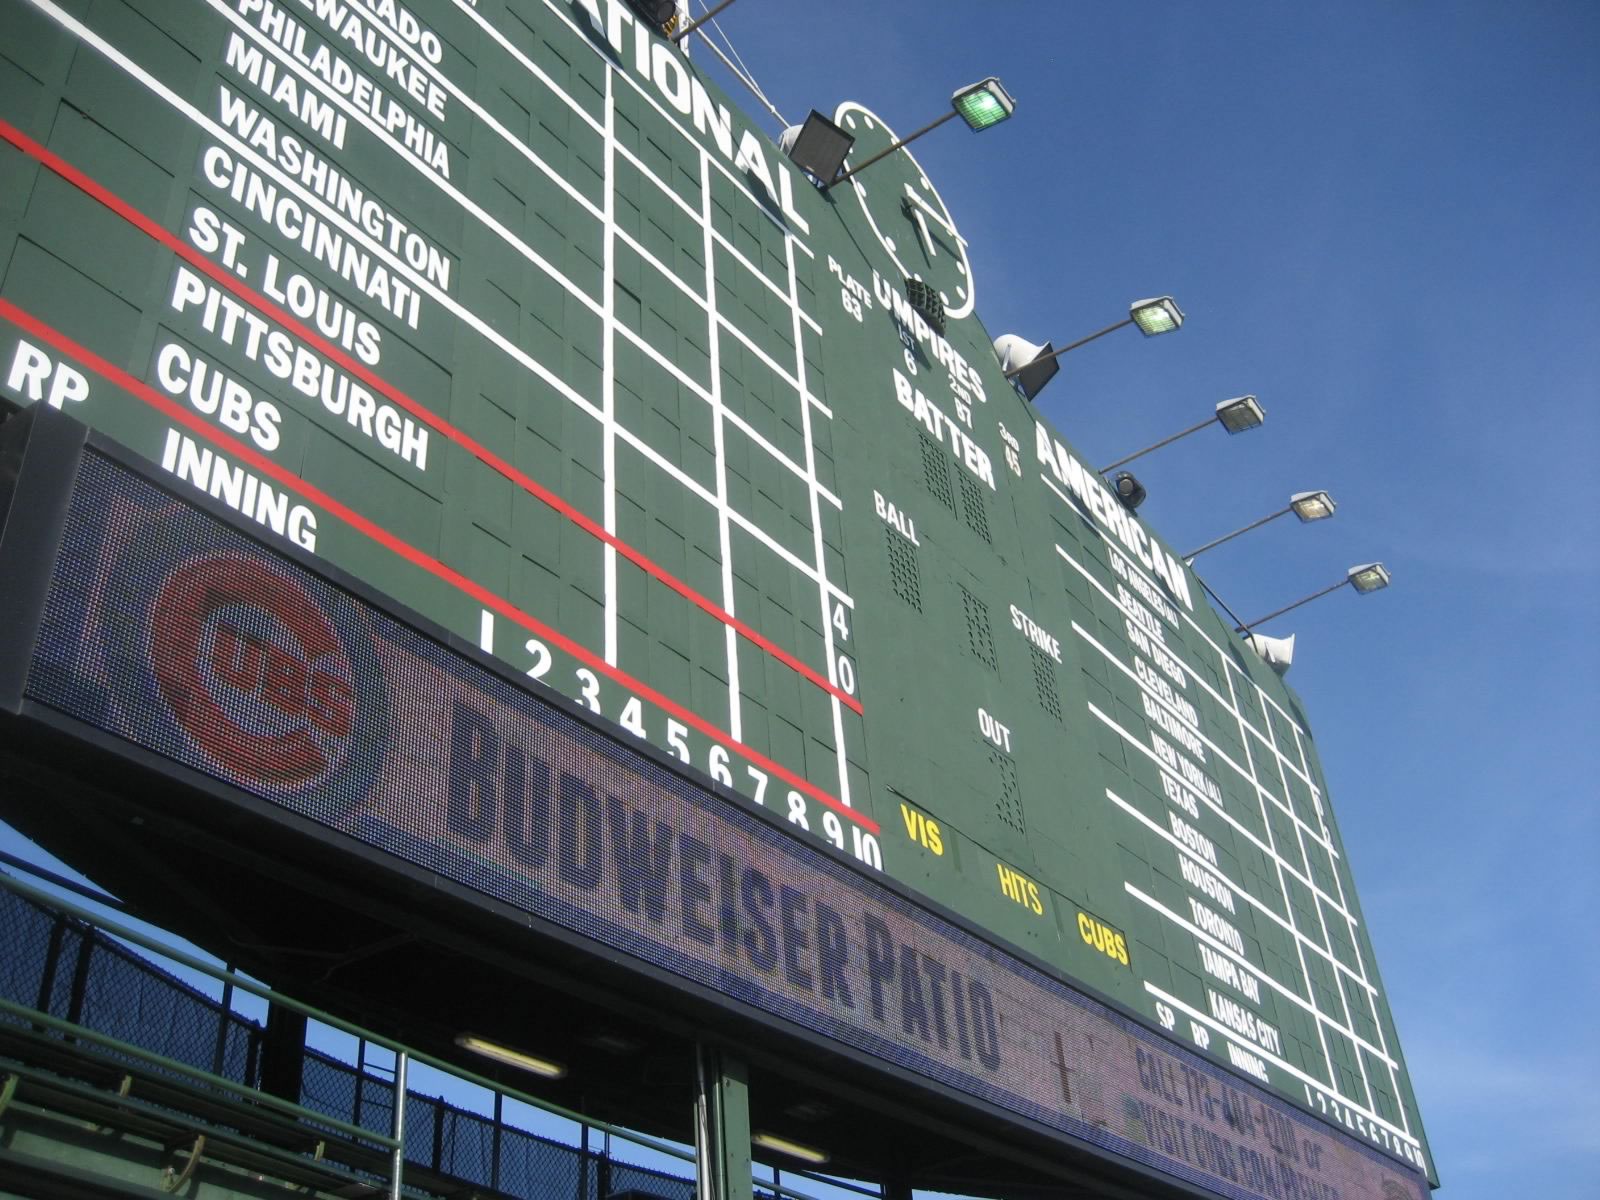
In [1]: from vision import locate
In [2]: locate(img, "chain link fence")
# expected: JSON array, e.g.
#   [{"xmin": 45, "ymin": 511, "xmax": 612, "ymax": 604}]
[{"xmin": 0, "ymin": 882, "xmax": 701, "ymax": 1200}]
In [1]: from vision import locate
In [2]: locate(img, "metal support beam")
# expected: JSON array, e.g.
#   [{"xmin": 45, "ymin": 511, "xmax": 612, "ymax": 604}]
[
  {"xmin": 694, "ymin": 1045, "xmax": 752, "ymax": 1200},
  {"xmin": 389, "ymin": 1050, "xmax": 408, "ymax": 1200},
  {"xmin": 210, "ymin": 970, "xmax": 234, "ymax": 1077},
  {"xmin": 33, "ymin": 915, "xmax": 66, "ymax": 1016},
  {"xmin": 259, "ymin": 1003, "xmax": 307, "ymax": 1105},
  {"xmin": 65, "ymin": 928, "xmax": 94, "ymax": 1027}
]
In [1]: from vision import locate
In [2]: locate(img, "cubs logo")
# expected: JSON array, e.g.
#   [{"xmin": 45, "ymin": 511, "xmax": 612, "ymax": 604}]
[
  {"xmin": 66, "ymin": 479, "xmax": 389, "ymax": 819},
  {"xmin": 150, "ymin": 555, "xmax": 356, "ymax": 789}
]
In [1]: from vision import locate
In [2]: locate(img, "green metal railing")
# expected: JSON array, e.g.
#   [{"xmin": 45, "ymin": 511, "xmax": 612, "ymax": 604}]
[{"xmin": 0, "ymin": 867, "xmax": 873, "ymax": 1200}]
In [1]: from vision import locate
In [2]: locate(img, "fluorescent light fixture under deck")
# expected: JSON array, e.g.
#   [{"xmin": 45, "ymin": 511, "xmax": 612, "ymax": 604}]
[
  {"xmin": 455, "ymin": 1034, "xmax": 566, "ymax": 1079},
  {"xmin": 752, "ymin": 1133, "xmax": 830, "ymax": 1165}
]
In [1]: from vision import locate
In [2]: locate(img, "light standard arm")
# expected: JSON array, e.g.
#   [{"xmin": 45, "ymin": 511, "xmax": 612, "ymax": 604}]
[
  {"xmin": 1193, "ymin": 573, "xmax": 1251, "ymax": 634},
  {"xmin": 1235, "ymin": 577, "xmax": 1352, "ymax": 633},
  {"xmin": 671, "ymin": 0, "xmax": 742, "ymax": 43},
  {"xmin": 1184, "ymin": 505, "xmax": 1293, "ymax": 563},
  {"xmin": 1002, "ymin": 317, "xmax": 1134, "ymax": 378},
  {"xmin": 828, "ymin": 109, "xmax": 961, "ymax": 187},
  {"xmin": 1100, "ymin": 414, "xmax": 1216, "ymax": 474}
]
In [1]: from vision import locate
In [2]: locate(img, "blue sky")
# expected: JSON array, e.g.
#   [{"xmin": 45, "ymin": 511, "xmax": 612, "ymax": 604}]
[
  {"xmin": 2, "ymin": 2, "xmax": 1593, "ymax": 1197},
  {"xmin": 680, "ymin": 1, "xmax": 1599, "ymax": 1195}
]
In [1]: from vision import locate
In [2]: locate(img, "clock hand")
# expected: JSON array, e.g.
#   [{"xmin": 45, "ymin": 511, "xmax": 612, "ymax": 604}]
[
  {"xmin": 901, "ymin": 183, "xmax": 962, "ymax": 239},
  {"xmin": 902, "ymin": 196, "xmax": 937, "ymax": 259}
]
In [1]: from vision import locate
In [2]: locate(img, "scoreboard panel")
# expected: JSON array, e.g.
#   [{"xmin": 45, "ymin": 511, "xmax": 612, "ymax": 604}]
[{"xmin": 0, "ymin": 0, "xmax": 1433, "ymax": 1190}]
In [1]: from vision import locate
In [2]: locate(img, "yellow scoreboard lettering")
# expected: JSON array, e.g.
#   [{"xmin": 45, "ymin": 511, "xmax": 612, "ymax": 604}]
[
  {"xmin": 995, "ymin": 862, "xmax": 1044, "ymax": 916},
  {"xmin": 899, "ymin": 802, "xmax": 944, "ymax": 855},
  {"xmin": 1078, "ymin": 911, "xmax": 1131, "ymax": 967}
]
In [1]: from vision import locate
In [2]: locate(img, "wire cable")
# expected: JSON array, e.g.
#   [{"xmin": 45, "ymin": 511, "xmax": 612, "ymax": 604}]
[{"xmin": 688, "ymin": 1, "xmax": 787, "ymax": 129}]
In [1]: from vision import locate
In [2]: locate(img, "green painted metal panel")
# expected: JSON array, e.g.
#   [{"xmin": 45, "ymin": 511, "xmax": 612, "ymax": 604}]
[{"xmin": 0, "ymin": 0, "xmax": 1431, "ymax": 1186}]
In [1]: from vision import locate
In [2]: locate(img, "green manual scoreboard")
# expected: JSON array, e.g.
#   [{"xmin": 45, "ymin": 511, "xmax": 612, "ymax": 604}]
[{"xmin": 0, "ymin": 0, "xmax": 1434, "ymax": 1195}]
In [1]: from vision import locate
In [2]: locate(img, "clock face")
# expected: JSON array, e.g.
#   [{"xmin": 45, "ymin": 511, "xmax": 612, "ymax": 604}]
[{"xmin": 834, "ymin": 101, "xmax": 975, "ymax": 322}]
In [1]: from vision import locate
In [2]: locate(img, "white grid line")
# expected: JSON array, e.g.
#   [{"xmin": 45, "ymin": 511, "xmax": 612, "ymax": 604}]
[
  {"xmin": 1227, "ymin": 665, "xmax": 1352, "ymax": 1116},
  {"xmin": 206, "ymin": 0, "xmax": 604, "ymax": 319},
  {"xmin": 1055, "ymin": 536, "xmax": 1343, "ymax": 869},
  {"xmin": 610, "ymin": 319, "xmax": 841, "ymax": 510},
  {"xmin": 1072, "ymin": 617, "xmax": 1325, "ymax": 839},
  {"xmin": 1283, "ymin": 712, "xmax": 1408, "ymax": 1134},
  {"xmin": 1262, "ymin": 699, "xmax": 1382, "ymax": 1117},
  {"xmin": 1171, "ymin": 592, "xmax": 1328, "ymax": 790},
  {"xmin": 46, "ymin": 0, "xmax": 862, "ymax": 619},
  {"xmin": 522, "ymin": 0, "xmax": 817, "ymax": 251},
  {"xmin": 449, "ymin": 0, "xmax": 606, "ymax": 138},
  {"xmin": 1084, "ymin": 700, "xmax": 1351, "ymax": 935},
  {"xmin": 1120, "ymin": 877, "xmax": 1395, "ymax": 1068},
  {"xmin": 1143, "ymin": 983, "xmax": 1421, "ymax": 1152},
  {"xmin": 610, "ymin": 137, "xmax": 822, "ymax": 332},
  {"xmin": 603, "ymin": 69, "xmax": 620, "ymax": 665},
  {"xmin": 700, "ymin": 144, "xmax": 741, "ymax": 741},
  {"xmin": 217, "ymin": 0, "xmax": 845, "ymax": 528},
  {"xmin": 1050, "ymin": 508, "xmax": 1255, "ymax": 719},
  {"xmin": 786, "ymin": 233, "xmax": 851, "ymax": 807},
  {"xmin": 1104, "ymin": 789, "xmax": 1377, "ymax": 999},
  {"xmin": 340, "ymin": 0, "xmax": 607, "ymax": 226}
]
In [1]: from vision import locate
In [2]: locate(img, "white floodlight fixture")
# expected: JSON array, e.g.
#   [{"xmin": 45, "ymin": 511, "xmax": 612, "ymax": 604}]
[
  {"xmin": 454, "ymin": 1034, "xmax": 566, "ymax": 1080},
  {"xmin": 830, "ymin": 76, "xmax": 1015, "ymax": 188},
  {"xmin": 1099, "ymin": 395, "xmax": 1266, "ymax": 473},
  {"xmin": 1348, "ymin": 561, "xmax": 1391, "ymax": 594},
  {"xmin": 1216, "ymin": 395, "xmax": 1266, "ymax": 434},
  {"xmin": 1129, "ymin": 296, "xmax": 1185, "ymax": 337},
  {"xmin": 1290, "ymin": 490, "xmax": 1337, "ymax": 522},
  {"xmin": 952, "ymin": 77, "xmax": 1016, "ymax": 131},
  {"xmin": 783, "ymin": 111, "xmax": 855, "ymax": 184},
  {"xmin": 752, "ymin": 1133, "xmax": 830, "ymax": 1165},
  {"xmin": 1245, "ymin": 632, "xmax": 1296, "ymax": 676},
  {"xmin": 1185, "ymin": 490, "xmax": 1337, "ymax": 562},
  {"xmin": 993, "ymin": 334, "xmax": 1060, "ymax": 401},
  {"xmin": 1235, "ymin": 562, "xmax": 1393, "ymax": 631}
]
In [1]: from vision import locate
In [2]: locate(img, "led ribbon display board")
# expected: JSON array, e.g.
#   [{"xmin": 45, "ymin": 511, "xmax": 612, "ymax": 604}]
[{"xmin": 0, "ymin": 421, "xmax": 1426, "ymax": 1200}]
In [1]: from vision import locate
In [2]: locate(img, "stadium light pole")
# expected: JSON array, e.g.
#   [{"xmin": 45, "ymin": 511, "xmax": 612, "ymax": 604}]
[
  {"xmin": 1183, "ymin": 491, "xmax": 1335, "ymax": 563},
  {"xmin": 671, "ymin": 0, "xmax": 743, "ymax": 42},
  {"xmin": 997, "ymin": 297, "xmax": 1184, "ymax": 401},
  {"xmin": 828, "ymin": 77, "xmax": 1016, "ymax": 188},
  {"xmin": 1235, "ymin": 563, "xmax": 1391, "ymax": 632},
  {"xmin": 1099, "ymin": 396, "xmax": 1265, "ymax": 474}
]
